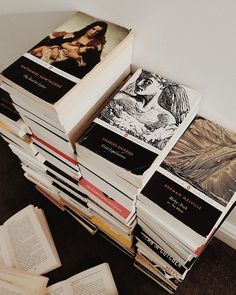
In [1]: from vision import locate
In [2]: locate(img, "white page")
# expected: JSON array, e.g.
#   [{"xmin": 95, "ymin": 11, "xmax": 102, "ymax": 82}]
[
  {"xmin": 3, "ymin": 205, "xmax": 60, "ymax": 274},
  {"xmin": 46, "ymin": 281, "xmax": 71, "ymax": 295},
  {"xmin": 67, "ymin": 263, "xmax": 118, "ymax": 295},
  {"xmin": 0, "ymin": 226, "xmax": 13, "ymax": 267},
  {"xmin": 0, "ymin": 264, "xmax": 48, "ymax": 295},
  {"xmin": 47, "ymin": 263, "xmax": 118, "ymax": 295},
  {"xmin": 0, "ymin": 280, "xmax": 31, "ymax": 295}
]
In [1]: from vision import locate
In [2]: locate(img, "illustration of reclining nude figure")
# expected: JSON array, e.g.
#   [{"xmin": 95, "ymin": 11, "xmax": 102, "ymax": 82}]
[{"xmin": 99, "ymin": 69, "xmax": 190, "ymax": 150}]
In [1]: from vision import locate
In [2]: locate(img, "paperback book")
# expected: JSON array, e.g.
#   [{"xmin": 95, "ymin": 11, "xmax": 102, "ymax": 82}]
[
  {"xmin": 76, "ymin": 68, "xmax": 201, "ymax": 195},
  {"xmin": 139, "ymin": 116, "xmax": 236, "ymax": 253},
  {"xmin": 1, "ymin": 11, "xmax": 133, "ymax": 133}
]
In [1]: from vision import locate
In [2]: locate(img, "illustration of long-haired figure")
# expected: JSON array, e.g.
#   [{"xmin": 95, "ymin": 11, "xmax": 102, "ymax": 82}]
[
  {"xmin": 99, "ymin": 69, "xmax": 190, "ymax": 150},
  {"xmin": 29, "ymin": 21, "xmax": 108, "ymax": 79}
]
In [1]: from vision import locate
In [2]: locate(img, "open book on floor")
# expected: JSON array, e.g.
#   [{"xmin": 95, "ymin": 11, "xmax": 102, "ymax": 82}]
[
  {"xmin": 0, "ymin": 204, "xmax": 61, "ymax": 274},
  {"xmin": 0, "ymin": 264, "xmax": 48, "ymax": 295},
  {"xmin": 46, "ymin": 262, "xmax": 119, "ymax": 295}
]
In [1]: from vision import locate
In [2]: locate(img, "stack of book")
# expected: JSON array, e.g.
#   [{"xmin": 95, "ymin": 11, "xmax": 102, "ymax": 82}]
[
  {"xmin": 1, "ymin": 11, "xmax": 133, "ymax": 173},
  {"xmin": 76, "ymin": 68, "xmax": 201, "ymax": 198},
  {"xmin": 0, "ymin": 11, "xmax": 134, "ymax": 238},
  {"xmin": 135, "ymin": 116, "xmax": 236, "ymax": 293},
  {"xmin": 1, "ymin": 10, "xmax": 235, "ymax": 294},
  {"xmin": 75, "ymin": 68, "xmax": 201, "ymax": 255}
]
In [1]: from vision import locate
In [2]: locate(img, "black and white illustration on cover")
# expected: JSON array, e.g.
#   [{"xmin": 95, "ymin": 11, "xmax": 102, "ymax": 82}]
[
  {"xmin": 99, "ymin": 69, "xmax": 190, "ymax": 150},
  {"xmin": 161, "ymin": 117, "xmax": 236, "ymax": 206}
]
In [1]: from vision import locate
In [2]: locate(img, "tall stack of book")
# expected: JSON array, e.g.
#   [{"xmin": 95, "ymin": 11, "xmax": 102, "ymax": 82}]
[
  {"xmin": 0, "ymin": 12, "xmax": 134, "ymax": 237},
  {"xmin": 135, "ymin": 116, "xmax": 236, "ymax": 293},
  {"xmin": 75, "ymin": 68, "xmax": 201, "ymax": 256},
  {"xmin": 2, "ymin": 10, "xmax": 234, "ymax": 295}
]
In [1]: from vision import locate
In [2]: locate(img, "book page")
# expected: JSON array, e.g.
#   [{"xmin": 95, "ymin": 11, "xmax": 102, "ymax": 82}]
[
  {"xmin": 3, "ymin": 205, "xmax": 61, "ymax": 274},
  {"xmin": 35, "ymin": 208, "xmax": 61, "ymax": 268},
  {"xmin": 0, "ymin": 226, "xmax": 13, "ymax": 267},
  {"xmin": 46, "ymin": 281, "xmax": 71, "ymax": 295},
  {"xmin": 68, "ymin": 263, "xmax": 118, "ymax": 295},
  {"xmin": 0, "ymin": 265, "xmax": 48, "ymax": 295},
  {"xmin": 47, "ymin": 263, "xmax": 118, "ymax": 295},
  {"xmin": 0, "ymin": 280, "xmax": 31, "ymax": 295}
]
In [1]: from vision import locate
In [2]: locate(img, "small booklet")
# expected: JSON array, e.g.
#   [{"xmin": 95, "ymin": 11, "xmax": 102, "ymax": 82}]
[
  {"xmin": 47, "ymin": 262, "xmax": 119, "ymax": 295},
  {"xmin": 0, "ymin": 204, "xmax": 61, "ymax": 274},
  {"xmin": 0, "ymin": 264, "xmax": 48, "ymax": 295}
]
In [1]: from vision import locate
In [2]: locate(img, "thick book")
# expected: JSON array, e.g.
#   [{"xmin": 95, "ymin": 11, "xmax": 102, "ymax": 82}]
[
  {"xmin": 0, "ymin": 204, "xmax": 61, "ymax": 274},
  {"xmin": 136, "ymin": 229, "xmax": 191, "ymax": 270},
  {"xmin": 79, "ymin": 177, "xmax": 136, "ymax": 224},
  {"xmin": 138, "ymin": 116, "xmax": 236, "ymax": 253},
  {"xmin": 46, "ymin": 262, "xmax": 119, "ymax": 295},
  {"xmin": 1, "ymin": 11, "xmax": 133, "ymax": 134},
  {"xmin": 76, "ymin": 68, "xmax": 201, "ymax": 195},
  {"xmin": 0, "ymin": 265, "xmax": 48, "ymax": 295},
  {"xmin": 136, "ymin": 241, "xmax": 186, "ymax": 281}
]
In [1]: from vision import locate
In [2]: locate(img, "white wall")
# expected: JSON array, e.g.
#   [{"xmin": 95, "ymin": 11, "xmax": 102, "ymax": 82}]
[{"xmin": 0, "ymin": 0, "xmax": 235, "ymax": 247}]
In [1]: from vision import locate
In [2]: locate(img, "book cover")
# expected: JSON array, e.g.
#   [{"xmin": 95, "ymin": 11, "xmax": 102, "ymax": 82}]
[
  {"xmin": 140, "ymin": 116, "xmax": 236, "ymax": 237},
  {"xmin": 2, "ymin": 11, "xmax": 130, "ymax": 104},
  {"xmin": 77, "ymin": 68, "xmax": 201, "ymax": 176}
]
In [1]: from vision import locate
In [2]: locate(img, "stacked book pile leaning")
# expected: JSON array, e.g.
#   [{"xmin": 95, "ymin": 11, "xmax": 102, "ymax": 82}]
[{"xmin": 0, "ymin": 10, "xmax": 235, "ymax": 294}]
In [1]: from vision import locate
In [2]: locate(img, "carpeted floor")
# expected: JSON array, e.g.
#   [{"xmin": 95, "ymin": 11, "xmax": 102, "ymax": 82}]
[{"xmin": 0, "ymin": 137, "xmax": 235, "ymax": 295}]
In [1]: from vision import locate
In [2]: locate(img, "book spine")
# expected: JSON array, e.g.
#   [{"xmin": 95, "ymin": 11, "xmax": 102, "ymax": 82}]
[
  {"xmin": 136, "ymin": 231, "xmax": 187, "ymax": 275},
  {"xmin": 80, "ymin": 178, "xmax": 131, "ymax": 219}
]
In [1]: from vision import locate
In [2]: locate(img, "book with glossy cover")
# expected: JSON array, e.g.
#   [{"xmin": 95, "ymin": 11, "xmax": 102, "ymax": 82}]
[
  {"xmin": 139, "ymin": 117, "xmax": 236, "ymax": 246},
  {"xmin": 2, "ymin": 11, "xmax": 131, "ymax": 105},
  {"xmin": 76, "ymin": 68, "xmax": 201, "ymax": 189}
]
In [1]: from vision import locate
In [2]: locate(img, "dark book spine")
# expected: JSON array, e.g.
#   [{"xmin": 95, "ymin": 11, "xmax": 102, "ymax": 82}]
[
  {"xmin": 136, "ymin": 231, "xmax": 187, "ymax": 275},
  {"xmin": 52, "ymin": 181, "xmax": 88, "ymax": 207},
  {"xmin": 0, "ymin": 88, "xmax": 20, "ymax": 121},
  {"xmin": 45, "ymin": 161, "xmax": 77, "ymax": 184},
  {"xmin": 46, "ymin": 170, "xmax": 82, "ymax": 196}
]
